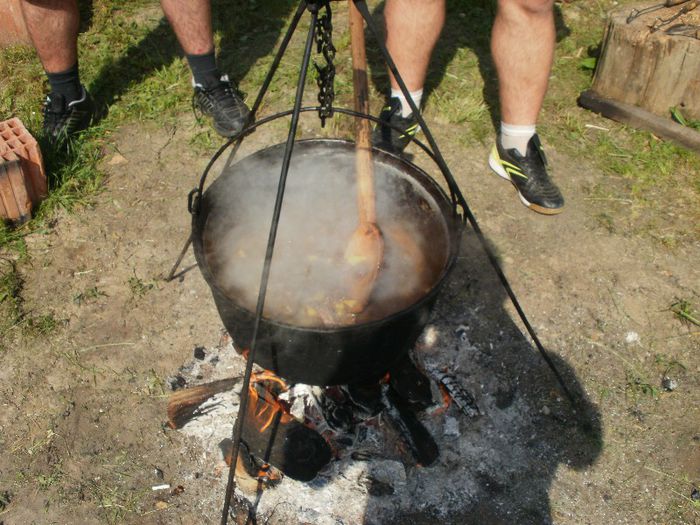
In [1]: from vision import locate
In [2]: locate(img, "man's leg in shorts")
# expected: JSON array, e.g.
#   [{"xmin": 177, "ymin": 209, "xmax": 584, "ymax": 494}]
[
  {"xmin": 159, "ymin": 0, "xmax": 214, "ymax": 57},
  {"xmin": 491, "ymin": 0, "xmax": 553, "ymax": 130},
  {"xmin": 489, "ymin": 0, "xmax": 564, "ymax": 214},
  {"xmin": 385, "ymin": 0, "xmax": 445, "ymax": 94},
  {"xmin": 21, "ymin": 0, "xmax": 78, "ymax": 75},
  {"xmin": 372, "ymin": 0, "xmax": 445, "ymax": 153},
  {"xmin": 21, "ymin": 0, "xmax": 95, "ymax": 141},
  {"xmin": 160, "ymin": 0, "xmax": 250, "ymax": 137}
]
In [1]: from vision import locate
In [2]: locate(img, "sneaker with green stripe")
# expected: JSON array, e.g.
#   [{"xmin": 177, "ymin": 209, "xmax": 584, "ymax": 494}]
[
  {"xmin": 488, "ymin": 133, "xmax": 564, "ymax": 215},
  {"xmin": 371, "ymin": 97, "xmax": 420, "ymax": 154}
]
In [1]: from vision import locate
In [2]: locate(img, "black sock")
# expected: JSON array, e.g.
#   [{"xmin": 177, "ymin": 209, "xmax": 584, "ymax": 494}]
[
  {"xmin": 46, "ymin": 63, "xmax": 82, "ymax": 104},
  {"xmin": 186, "ymin": 50, "xmax": 221, "ymax": 89}
]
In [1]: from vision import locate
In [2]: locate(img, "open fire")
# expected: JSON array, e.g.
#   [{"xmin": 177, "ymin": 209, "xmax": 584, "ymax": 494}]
[
  {"xmin": 167, "ymin": 311, "xmax": 597, "ymax": 525},
  {"xmin": 168, "ymin": 343, "xmax": 467, "ymax": 486}
]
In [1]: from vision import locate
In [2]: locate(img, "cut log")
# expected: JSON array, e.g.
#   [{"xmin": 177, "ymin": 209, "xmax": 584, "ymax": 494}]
[
  {"xmin": 591, "ymin": 1, "xmax": 700, "ymax": 120},
  {"xmin": 578, "ymin": 89, "xmax": 700, "ymax": 152}
]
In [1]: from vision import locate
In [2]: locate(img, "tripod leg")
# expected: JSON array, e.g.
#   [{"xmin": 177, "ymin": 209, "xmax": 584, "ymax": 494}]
[
  {"xmin": 165, "ymin": 235, "xmax": 193, "ymax": 282},
  {"xmin": 223, "ymin": 0, "xmax": 310, "ymax": 170}
]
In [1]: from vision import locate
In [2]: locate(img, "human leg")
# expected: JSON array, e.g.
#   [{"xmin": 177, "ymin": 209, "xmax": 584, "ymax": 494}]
[
  {"xmin": 21, "ymin": 0, "xmax": 95, "ymax": 141},
  {"xmin": 21, "ymin": 0, "xmax": 79, "ymax": 75},
  {"xmin": 373, "ymin": 0, "xmax": 445, "ymax": 153},
  {"xmin": 160, "ymin": 0, "xmax": 214, "ymax": 56},
  {"xmin": 491, "ymin": 0, "xmax": 555, "ymax": 128},
  {"xmin": 488, "ymin": 0, "xmax": 563, "ymax": 214},
  {"xmin": 159, "ymin": 0, "xmax": 249, "ymax": 137},
  {"xmin": 384, "ymin": 0, "xmax": 445, "ymax": 94}
]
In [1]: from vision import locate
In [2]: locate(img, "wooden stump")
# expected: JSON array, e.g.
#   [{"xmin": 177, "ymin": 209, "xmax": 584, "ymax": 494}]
[{"xmin": 592, "ymin": 2, "xmax": 700, "ymax": 120}]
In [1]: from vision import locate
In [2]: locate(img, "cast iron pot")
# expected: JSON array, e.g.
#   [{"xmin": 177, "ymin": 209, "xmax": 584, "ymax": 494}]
[{"xmin": 191, "ymin": 139, "xmax": 462, "ymax": 386}]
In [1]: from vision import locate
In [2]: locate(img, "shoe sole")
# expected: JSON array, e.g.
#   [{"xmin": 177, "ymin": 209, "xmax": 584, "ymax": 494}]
[
  {"xmin": 212, "ymin": 112, "xmax": 249, "ymax": 138},
  {"xmin": 195, "ymin": 102, "xmax": 249, "ymax": 138},
  {"xmin": 213, "ymin": 122, "xmax": 244, "ymax": 138},
  {"xmin": 488, "ymin": 148, "xmax": 563, "ymax": 216}
]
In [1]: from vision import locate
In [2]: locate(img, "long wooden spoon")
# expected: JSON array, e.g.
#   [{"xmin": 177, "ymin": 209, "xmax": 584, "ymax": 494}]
[{"xmin": 344, "ymin": 0, "xmax": 384, "ymax": 314}]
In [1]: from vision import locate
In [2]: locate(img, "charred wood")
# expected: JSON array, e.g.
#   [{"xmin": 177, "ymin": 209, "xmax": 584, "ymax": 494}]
[
  {"xmin": 383, "ymin": 387, "xmax": 439, "ymax": 466},
  {"xmin": 434, "ymin": 371, "xmax": 481, "ymax": 418},
  {"xmin": 241, "ymin": 386, "xmax": 331, "ymax": 482},
  {"xmin": 389, "ymin": 354, "xmax": 434, "ymax": 410},
  {"xmin": 346, "ymin": 382, "xmax": 383, "ymax": 417}
]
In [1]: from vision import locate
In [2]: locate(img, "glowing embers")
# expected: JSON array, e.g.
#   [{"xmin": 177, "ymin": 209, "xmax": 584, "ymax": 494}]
[
  {"xmin": 167, "ymin": 342, "xmax": 484, "ymax": 490},
  {"xmin": 230, "ymin": 357, "xmax": 480, "ymax": 484}
]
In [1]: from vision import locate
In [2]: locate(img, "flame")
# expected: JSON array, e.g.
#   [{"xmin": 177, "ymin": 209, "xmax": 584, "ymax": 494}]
[
  {"xmin": 439, "ymin": 384, "xmax": 451, "ymax": 408},
  {"xmin": 252, "ymin": 370, "xmax": 288, "ymax": 391},
  {"xmin": 246, "ymin": 370, "xmax": 292, "ymax": 433},
  {"xmin": 433, "ymin": 384, "xmax": 452, "ymax": 415},
  {"xmin": 256, "ymin": 462, "xmax": 282, "ymax": 483}
]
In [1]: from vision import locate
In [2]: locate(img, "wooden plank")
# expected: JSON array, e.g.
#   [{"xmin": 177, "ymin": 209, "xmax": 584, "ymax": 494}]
[{"xmin": 578, "ymin": 89, "xmax": 700, "ymax": 152}]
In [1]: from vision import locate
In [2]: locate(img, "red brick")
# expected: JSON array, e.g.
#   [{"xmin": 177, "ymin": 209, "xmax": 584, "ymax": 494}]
[
  {"xmin": 0, "ymin": 117, "xmax": 47, "ymax": 213},
  {"xmin": 0, "ymin": 154, "xmax": 32, "ymax": 223}
]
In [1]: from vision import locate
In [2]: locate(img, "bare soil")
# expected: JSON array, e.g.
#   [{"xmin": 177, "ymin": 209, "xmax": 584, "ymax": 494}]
[{"xmin": 1, "ymin": 88, "xmax": 698, "ymax": 525}]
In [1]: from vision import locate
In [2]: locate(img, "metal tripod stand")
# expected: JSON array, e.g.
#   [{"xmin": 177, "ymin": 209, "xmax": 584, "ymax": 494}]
[{"xmin": 164, "ymin": 2, "xmax": 578, "ymax": 523}]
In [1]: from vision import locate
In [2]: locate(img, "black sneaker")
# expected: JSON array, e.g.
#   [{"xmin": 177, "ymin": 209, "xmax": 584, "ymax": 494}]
[
  {"xmin": 488, "ymin": 134, "xmax": 564, "ymax": 215},
  {"xmin": 371, "ymin": 97, "xmax": 420, "ymax": 154},
  {"xmin": 192, "ymin": 75, "xmax": 250, "ymax": 138},
  {"xmin": 43, "ymin": 86, "xmax": 95, "ymax": 143}
]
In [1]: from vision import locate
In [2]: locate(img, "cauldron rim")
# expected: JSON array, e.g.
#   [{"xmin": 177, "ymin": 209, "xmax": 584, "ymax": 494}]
[{"xmin": 193, "ymin": 138, "xmax": 462, "ymax": 335}]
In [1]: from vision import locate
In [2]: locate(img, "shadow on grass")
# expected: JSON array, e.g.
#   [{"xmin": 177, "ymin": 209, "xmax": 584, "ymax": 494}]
[{"xmin": 88, "ymin": 0, "xmax": 298, "ymax": 119}]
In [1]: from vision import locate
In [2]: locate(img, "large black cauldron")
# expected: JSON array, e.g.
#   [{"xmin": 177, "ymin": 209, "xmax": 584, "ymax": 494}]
[{"xmin": 192, "ymin": 139, "xmax": 461, "ymax": 386}]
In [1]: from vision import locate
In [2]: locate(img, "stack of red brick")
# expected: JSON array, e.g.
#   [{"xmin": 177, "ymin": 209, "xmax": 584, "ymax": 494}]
[{"xmin": 0, "ymin": 118, "xmax": 47, "ymax": 223}]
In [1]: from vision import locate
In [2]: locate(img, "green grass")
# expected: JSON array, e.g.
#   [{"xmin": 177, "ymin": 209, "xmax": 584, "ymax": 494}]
[
  {"xmin": 624, "ymin": 369, "xmax": 659, "ymax": 400},
  {"xmin": 0, "ymin": 259, "xmax": 26, "ymax": 338},
  {"xmin": 0, "ymin": 490, "xmax": 11, "ymax": 512},
  {"xmin": 670, "ymin": 299, "xmax": 700, "ymax": 327},
  {"xmin": 127, "ymin": 274, "xmax": 155, "ymax": 299},
  {"xmin": 73, "ymin": 286, "xmax": 107, "ymax": 305}
]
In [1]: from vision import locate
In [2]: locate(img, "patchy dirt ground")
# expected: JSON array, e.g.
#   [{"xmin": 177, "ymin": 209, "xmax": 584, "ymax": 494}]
[{"xmin": 1, "ymin": 74, "xmax": 699, "ymax": 525}]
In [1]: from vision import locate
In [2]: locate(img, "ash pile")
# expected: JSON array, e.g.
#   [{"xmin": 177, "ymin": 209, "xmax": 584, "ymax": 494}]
[{"xmin": 167, "ymin": 266, "xmax": 601, "ymax": 525}]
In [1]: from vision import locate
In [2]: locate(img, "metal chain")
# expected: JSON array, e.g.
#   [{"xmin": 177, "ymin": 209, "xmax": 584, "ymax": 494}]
[{"xmin": 314, "ymin": 2, "xmax": 336, "ymax": 126}]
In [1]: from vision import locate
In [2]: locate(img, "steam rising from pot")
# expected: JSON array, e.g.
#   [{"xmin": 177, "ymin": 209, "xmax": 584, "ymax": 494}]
[{"xmin": 203, "ymin": 144, "xmax": 449, "ymax": 327}]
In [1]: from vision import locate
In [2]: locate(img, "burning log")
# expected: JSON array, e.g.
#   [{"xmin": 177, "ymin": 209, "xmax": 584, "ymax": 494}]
[
  {"xmin": 240, "ymin": 373, "xmax": 332, "ymax": 482},
  {"xmin": 219, "ymin": 439, "xmax": 283, "ymax": 494}
]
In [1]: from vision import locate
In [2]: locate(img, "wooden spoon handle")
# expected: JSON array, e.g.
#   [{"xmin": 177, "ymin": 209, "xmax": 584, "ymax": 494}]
[{"xmin": 349, "ymin": 0, "xmax": 376, "ymax": 224}]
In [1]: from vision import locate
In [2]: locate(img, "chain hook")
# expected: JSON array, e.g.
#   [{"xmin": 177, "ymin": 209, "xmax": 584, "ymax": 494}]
[{"xmin": 313, "ymin": 2, "xmax": 336, "ymax": 126}]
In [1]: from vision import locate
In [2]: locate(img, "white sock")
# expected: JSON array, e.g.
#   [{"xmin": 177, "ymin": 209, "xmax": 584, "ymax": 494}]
[
  {"xmin": 391, "ymin": 88, "xmax": 423, "ymax": 118},
  {"xmin": 500, "ymin": 122, "xmax": 536, "ymax": 156}
]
